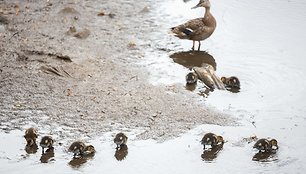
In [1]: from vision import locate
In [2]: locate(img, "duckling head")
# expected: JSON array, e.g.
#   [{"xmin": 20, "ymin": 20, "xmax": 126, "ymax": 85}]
[
  {"xmin": 84, "ymin": 145, "xmax": 96, "ymax": 154},
  {"xmin": 270, "ymin": 139, "xmax": 278, "ymax": 148},
  {"xmin": 186, "ymin": 72, "xmax": 198, "ymax": 84},
  {"xmin": 69, "ymin": 141, "xmax": 85, "ymax": 156},
  {"xmin": 229, "ymin": 76, "xmax": 240, "ymax": 88},
  {"xmin": 220, "ymin": 77, "xmax": 227, "ymax": 84},
  {"xmin": 191, "ymin": 0, "xmax": 211, "ymax": 9},
  {"xmin": 216, "ymin": 136, "xmax": 224, "ymax": 144},
  {"xmin": 114, "ymin": 133, "xmax": 128, "ymax": 147}
]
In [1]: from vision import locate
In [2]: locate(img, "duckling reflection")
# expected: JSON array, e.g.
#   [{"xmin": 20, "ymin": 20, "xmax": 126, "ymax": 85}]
[
  {"xmin": 170, "ymin": 51, "xmax": 216, "ymax": 70},
  {"xmin": 201, "ymin": 143, "xmax": 223, "ymax": 161},
  {"xmin": 25, "ymin": 142, "xmax": 38, "ymax": 154},
  {"xmin": 185, "ymin": 83, "xmax": 197, "ymax": 91},
  {"xmin": 40, "ymin": 147, "xmax": 55, "ymax": 163},
  {"xmin": 68, "ymin": 157, "xmax": 87, "ymax": 168},
  {"xmin": 114, "ymin": 144, "xmax": 128, "ymax": 161},
  {"xmin": 252, "ymin": 151, "xmax": 278, "ymax": 162}
]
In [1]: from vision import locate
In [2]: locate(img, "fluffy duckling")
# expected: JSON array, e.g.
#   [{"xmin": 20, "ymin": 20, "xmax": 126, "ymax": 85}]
[
  {"xmin": 201, "ymin": 133, "xmax": 224, "ymax": 150},
  {"xmin": 114, "ymin": 133, "xmax": 128, "ymax": 149},
  {"xmin": 40, "ymin": 136, "xmax": 54, "ymax": 154},
  {"xmin": 186, "ymin": 72, "xmax": 198, "ymax": 84},
  {"xmin": 68, "ymin": 141, "xmax": 86, "ymax": 158},
  {"xmin": 83, "ymin": 145, "xmax": 96, "ymax": 157},
  {"xmin": 24, "ymin": 127, "xmax": 38, "ymax": 146},
  {"xmin": 253, "ymin": 138, "xmax": 278, "ymax": 152},
  {"xmin": 221, "ymin": 76, "xmax": 240, "ymax": 89}
]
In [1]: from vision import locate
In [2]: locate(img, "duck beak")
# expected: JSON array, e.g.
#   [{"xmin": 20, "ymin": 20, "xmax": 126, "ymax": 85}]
[{"xmin": 191, "ymin": 3, "xmax": 201, "ymax": 9}]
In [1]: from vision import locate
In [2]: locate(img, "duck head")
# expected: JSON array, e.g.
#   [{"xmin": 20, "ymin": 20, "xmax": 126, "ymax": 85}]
[{"xmin": 191, "ymin": 0, "xmax": 211, "ymax": 9}]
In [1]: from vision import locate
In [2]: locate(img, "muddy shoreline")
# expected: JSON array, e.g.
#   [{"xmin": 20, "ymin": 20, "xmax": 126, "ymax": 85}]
[{"xmin": 0, "ymin": 0, "xmax": 234, "ymax": 142}]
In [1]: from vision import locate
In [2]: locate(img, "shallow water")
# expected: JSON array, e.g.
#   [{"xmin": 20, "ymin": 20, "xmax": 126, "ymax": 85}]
[
  {"xmin": 140, "ymin": 0, "xmax": 306, "ymax": 173},
  {"xmin": 1, "ymin": 0, "xmax": 306, "ymax": 173}
]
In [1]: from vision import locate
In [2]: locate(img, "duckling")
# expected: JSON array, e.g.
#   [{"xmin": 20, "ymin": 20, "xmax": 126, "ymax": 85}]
[
  {"xmin": 171, "ymin": 0, "xmax": 216, "ymax": 51},
  {"xmin": 253, "ymin": 138, "xmax": 278, "ymax": 152},
  {"xmin": 186, "ymin": 72, "xmax": 198, "ymax": 84},
  {"xmin": 83, "ymin": 145, "xmax": 96, "ymax": 157},
  {"xmin": 24, "ymin": 127, "xmax": 38, "ymax": 146},
  {"xmin": 68, "ymin": 141, "xmax": 86, "ymax": 158},
  {"xmin": 201, "ymin": 133, "xmax": 224, "ymax": 150},
  {"xmin": 221, "ymin": 76, "xmax": 240, "ymax": 89},
  {"xmin": 114, "ymin": 133, "xmax": 128, "ymax": 149},
  {"xmin": 40, "ymin": 136, "xmax": 54, "ymax": 154}
]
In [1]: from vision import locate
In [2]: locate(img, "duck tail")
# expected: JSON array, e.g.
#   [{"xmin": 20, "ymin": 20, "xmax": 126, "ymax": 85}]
[{"xmin": 170, "ymin": 26, "xmax": 191, "ymax": 39}]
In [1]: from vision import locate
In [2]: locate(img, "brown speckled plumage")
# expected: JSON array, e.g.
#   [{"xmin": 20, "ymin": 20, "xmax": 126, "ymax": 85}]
[{"xmin": 171, "ymin": 0, "xmax": 216, "ymax": 51}]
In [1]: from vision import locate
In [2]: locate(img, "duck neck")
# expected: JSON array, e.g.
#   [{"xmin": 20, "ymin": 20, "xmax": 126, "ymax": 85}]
[{"xmin": 204, "ymin": 7, "xmax": 211, "ymax": 18}]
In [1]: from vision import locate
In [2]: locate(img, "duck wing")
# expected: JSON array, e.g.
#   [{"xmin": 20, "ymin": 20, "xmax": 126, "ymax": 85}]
[{"xmin": 171, "ymin": 18, "xmax": 209, "ymax": 39}]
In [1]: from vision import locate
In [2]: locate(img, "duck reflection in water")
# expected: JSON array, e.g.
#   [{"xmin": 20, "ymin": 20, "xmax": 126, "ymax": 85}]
[
  {"xmin": 171, "ymin": 51, "xmax": 217, "ymax": 95},
  {"xmin": 115, "ymin": 144, "xmax": 128, "ymax": 161},
  {"xmin": 170, "ymin": 51, "xmax": 216, "ymax": 70},
  {"xmin": 40, "ymin": 147, "xmax": 55, "ymax": 163},
  {"xmin": 201, "ymin": 143, "xmax": 223, "ymax": 161}
]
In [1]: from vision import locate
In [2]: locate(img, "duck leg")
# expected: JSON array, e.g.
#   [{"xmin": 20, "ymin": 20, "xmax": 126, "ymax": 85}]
[
  {"xmin": 192, "ymin": 40, "xmax": 195, "ymax": 51},
  {"xmin": 197, "ymin": 41, "xmax": 201, "ymax": 51}
]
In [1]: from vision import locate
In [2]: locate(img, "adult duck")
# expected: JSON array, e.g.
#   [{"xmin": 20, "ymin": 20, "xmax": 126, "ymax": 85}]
[{"xmin": 171, "ymin": 0, "xmax": 216, "ymax": 51}]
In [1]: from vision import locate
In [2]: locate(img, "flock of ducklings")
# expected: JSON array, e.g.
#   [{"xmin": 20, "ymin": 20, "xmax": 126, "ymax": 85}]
[
  {"xmin": 24, "ymin": 127, "xmax": 128, "ymax": 159},
  {"xmin": 25, "ymin": 127, "xmax": 278, "ymax": 162},
  {"xmin": 186, "ymin": 72, "xmax": 241, "ymax": 90},
  {"xmin": 201, "ymin": 132, "xmax": 278, "ymax": 153},
  {"xmin": 201, "ymin": 133, "xmax": 278, "ymax": 161}
]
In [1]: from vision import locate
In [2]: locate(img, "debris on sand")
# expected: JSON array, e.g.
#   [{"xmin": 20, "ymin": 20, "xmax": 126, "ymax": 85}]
[
  {"xmin": 58, "ymin": 7, "xmax": 80, "ymax": 16},
  {"xmin": 40, "ymin": 65, "xmax": 71, "ymax": 77},
  {"xmin": 66, "ymin": 26, "xmax": 77, "ymax": 35},
  {"xmin": 25, "ymin": 49, "xmax": 73, "ymax": 62},
  {"xmin": 73, "ymin": 28, "xmax": 90, "ymax": 39},
  {"xmin": 0, "ymin": 14, "xmax": 9, "ymax": 24},
  {"xmin": 97, "ymin": 11, "xmax": 105, "ymax": 16}
]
